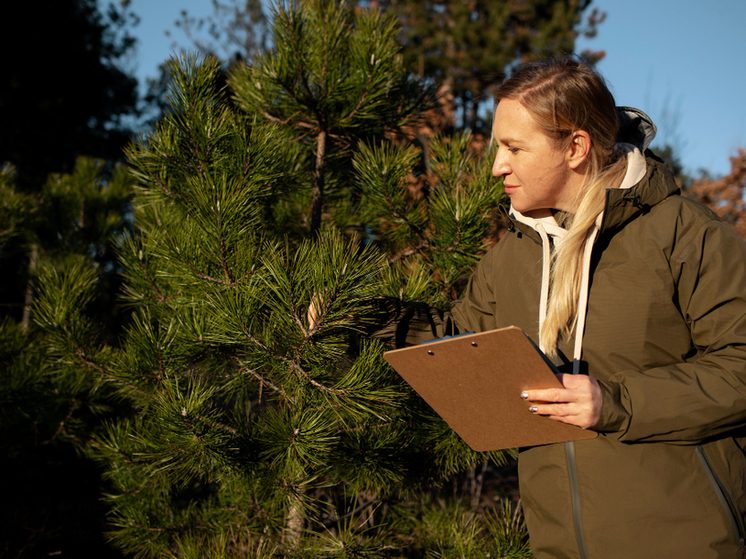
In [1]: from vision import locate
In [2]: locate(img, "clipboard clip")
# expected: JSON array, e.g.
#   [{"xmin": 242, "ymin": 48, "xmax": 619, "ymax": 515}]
[
  {"xmin": 420, "ymin": 332, "xmax": 475, "ymax": 345},
  {"xmin": 421, "ymin": 332, "xmax": 476, "ymax": 354}
]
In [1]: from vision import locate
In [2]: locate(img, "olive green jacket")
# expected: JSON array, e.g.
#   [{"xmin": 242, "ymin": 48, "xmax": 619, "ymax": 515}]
[{"xmin": 377, "ymin": 113, "xmax": 746, "ymax": 558}]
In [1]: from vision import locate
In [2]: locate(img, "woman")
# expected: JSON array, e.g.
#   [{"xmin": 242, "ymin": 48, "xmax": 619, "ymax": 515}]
[{"xmin": 377, "ymin": 58, "xmax": 746, "ymax": 558}]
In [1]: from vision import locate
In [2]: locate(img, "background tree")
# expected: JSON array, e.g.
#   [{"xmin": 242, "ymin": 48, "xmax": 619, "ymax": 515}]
[
  {"xmin": 374, "ymin": 0, "xmax": 604, "ymax": 136},
  {"xmin": 685, "ymin": 149, "xmax": 746, "ymax": 239},
  {"xmin": 0, "ymin": 2, "xmax": 142, "ymax": 555},
  {"xmin": 1, "ymin": 160, "xmax": 132, "ymax": 558},
  {"xmin": 171, "ymin": 0, "xmax": 270, "ymax": 64},
  {"xmin": 0, "ymin": 0, "xmax": 142, "ymax": 332},
  {"xmin": 143, "ymin": 0, "xmax": 269, "ymax": 127},
  {"xmin": 142, "ymin": 0, "xmax": 270, "ymax": 128},
  {"xmin": 0, "ymin": 0, "xmax": 140, "ymax": 192}
]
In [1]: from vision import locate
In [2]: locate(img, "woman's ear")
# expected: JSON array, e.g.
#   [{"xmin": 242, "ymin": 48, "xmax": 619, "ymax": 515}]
[{"xmin": 567, "ymin": 130, "xmax": 591, "ymax": 170}]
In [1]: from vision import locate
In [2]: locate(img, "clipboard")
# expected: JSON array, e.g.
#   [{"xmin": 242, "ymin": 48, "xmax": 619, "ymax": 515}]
[{"xmin": 383, "ymin": 326, "xmax": 597, "ymax": 451}]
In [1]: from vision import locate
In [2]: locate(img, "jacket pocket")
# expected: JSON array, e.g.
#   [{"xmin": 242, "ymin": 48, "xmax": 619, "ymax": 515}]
[{"xmin": 697, "ymin": 445, "xmax": 746, "ymax": 551}]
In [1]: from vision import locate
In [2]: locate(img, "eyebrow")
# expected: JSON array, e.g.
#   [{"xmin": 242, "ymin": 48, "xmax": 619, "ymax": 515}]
[
  {"xmin": 494, "ymin": 135, "xmax": 523, "ymax": 145},
  {"xmin": 492, "ymin": 123, "xmax": 520, "ymax": 145}
]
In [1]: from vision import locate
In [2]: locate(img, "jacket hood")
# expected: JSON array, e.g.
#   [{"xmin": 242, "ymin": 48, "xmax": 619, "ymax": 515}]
[{"xmin": 617, "ymin": 106, "xmax": 657, "ymax": 152}]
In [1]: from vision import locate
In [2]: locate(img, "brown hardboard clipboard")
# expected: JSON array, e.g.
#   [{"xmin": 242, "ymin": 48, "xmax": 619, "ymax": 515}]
[{"xmin": 383, "ymin": 326, "xmax": 597, "ymax": 451}]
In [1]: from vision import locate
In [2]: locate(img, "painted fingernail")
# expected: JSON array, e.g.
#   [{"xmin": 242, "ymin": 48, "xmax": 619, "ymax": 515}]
[
  {"xmin": 520, "ymin": 392, "xmax": 528, "ymax": 400},
  {"xmin": 529, "ymin": 406, "xmax": 538, "ymax": 413}
]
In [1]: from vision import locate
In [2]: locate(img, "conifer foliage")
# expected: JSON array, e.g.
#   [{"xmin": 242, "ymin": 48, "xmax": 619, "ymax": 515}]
[
  {"xmin": 31, "ymin": 2, "xmax": 523, "ymax": 557},
  {"xmin": 374, "ymin": 0, "xmax": 601, "ymax": 135}
]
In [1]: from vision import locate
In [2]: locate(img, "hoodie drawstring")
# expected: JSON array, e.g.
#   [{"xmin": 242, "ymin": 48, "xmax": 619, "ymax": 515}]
[
  {"xmin": 536, "ymin": 222, "xmax": 552, "ymax": 351},
  {"xmin": 572, "ymin": 224, "xmax": 600, "ymax": 374},
  {"xmin": 532, "ymin": 217, "xmax": 600, "ymax": 368},
  {"xmin": 511, "ymin": 207, "xmax": 603, "ymax": 364}
]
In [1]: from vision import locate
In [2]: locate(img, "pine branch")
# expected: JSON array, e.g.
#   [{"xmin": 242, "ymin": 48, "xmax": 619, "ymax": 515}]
[
  {"xmin": 214, "ymin": 208, "xmax": 236, "ymax": 285},
  {"xmin": 40, "ymin": 399, "xmax": 79, "ymax": 445},
  {"xmin": 137, "ymin": 268, "xmax": 174, "ymax": 306},
  {"xmin": 233, "ymin": 358, "xmax": 288, "ymax": 401}
]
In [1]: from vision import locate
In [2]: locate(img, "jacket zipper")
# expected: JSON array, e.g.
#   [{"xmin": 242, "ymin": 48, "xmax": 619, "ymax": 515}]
[
  {"xmin": 566, "ymin": 440, "xmax": 590, "ymax": 559},
  {"xmin": 696, "ymin": 445, "xmax": 746, "ymax": 550}
]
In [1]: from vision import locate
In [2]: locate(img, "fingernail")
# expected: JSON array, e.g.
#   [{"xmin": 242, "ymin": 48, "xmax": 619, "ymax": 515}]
[
  {"xmin": 520, "ymin": 392, "xmax": 528, "ymax": 400},
  {"xmin": 529, "ymin": 406, "xmax": 538, "ymax": 413}
]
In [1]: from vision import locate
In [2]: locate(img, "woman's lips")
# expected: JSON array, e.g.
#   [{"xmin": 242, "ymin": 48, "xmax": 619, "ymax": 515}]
[{"xmin": 504, "ymin": 184, "xmax": 519, "ymax": 194}]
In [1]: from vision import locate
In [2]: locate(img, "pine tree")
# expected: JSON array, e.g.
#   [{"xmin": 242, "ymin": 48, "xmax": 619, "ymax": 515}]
[
  {"xmin": 354, "ymin": 131, "xmax": 504, "ymax": 307},
  {"xmin": 1, "ymin": 157, "xmax": 133, "ymax": 452},
  {"xmin": 167, "ymin": 0, "xmax": 603, "ymax": 139},
  {"xmin": 32, "ymin": 2, "xmax": 527, "ymax": 557}
]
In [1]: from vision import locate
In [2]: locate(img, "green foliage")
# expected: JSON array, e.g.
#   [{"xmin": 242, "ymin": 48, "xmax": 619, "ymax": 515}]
[
  {"xmin": 64, "ymin": 45, "xmax": 517, "ymax": 555},
  {"xmin": 0, "ymin": 156, "xmax": 137, "ymax": 556},
  {"xmin": 230, "ymin": 0, "xmax": 424, "ymax": 141},
  {"xmin": 654, "ymin": 143, "xmax": 689, "ymax": 188},
  {"xmin": 0, "ymin": 165, "xmax": 36, "ymax": 253},
  {"xmin": 39, "ymin": 158, "xmax": 132, "ymax": 259},
  {"xmin": 2, "ymin": 156, "xmax": 133, "ymax": 447},
  {"xmin": 0, "ymin": 317, "xmax": 50, "ymax": 444},
  {"xmin": 415, "ymin": 498, "xmax": 531, "ymax": 558},
  {"xmin": 160, "ymin": 0, "xmax": 600, "ymax": 137}
]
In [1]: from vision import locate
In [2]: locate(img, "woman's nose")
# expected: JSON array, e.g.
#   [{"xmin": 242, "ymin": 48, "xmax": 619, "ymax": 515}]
[{"xmin": 492, "ymin": 152, "xmax": 510, "ymax": 177}]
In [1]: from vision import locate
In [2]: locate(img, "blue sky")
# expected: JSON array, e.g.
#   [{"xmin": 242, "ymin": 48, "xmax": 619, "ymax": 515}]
[{"xmin": 129, "ymin": 0, "xmax": 746, "ymax": 177}]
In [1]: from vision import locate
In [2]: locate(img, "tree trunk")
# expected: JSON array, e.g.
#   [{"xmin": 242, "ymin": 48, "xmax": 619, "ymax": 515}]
[
  {"xmin": 283, "ymin": 498, "xmax": 304, "ymax": 550},
  {"xmin": 21, "ymin": 243, "xmax": 38, "ymax": 334},
  {"xmin": 469, "ymin": 458, "xmax": 489, "ymax": 511}
]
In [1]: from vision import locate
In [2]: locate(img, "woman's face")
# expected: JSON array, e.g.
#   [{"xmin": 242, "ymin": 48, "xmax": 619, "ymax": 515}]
[{"xmin": 492, "ymin": 99, "xmax": 581, "ymax": 215}]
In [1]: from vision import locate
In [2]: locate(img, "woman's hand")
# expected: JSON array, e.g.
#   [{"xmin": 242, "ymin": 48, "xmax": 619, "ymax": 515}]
[{"xmin": 520, "ymin": 374, "xmax": 603, "ymax": 429}]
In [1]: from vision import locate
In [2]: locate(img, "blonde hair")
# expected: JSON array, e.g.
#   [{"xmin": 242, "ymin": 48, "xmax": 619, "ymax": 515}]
[{"xmin": 494, "ymin": 58, "xmax": 628, "ymax": 356}]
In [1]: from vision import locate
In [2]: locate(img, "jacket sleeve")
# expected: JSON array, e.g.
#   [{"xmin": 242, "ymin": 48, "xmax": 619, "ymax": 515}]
[
  {"xmin": 595, "ymin": 216, "xmax": 746, "ymax": 443},
  {"xmin": 366, "ymin": 296, "xmax": 458, "ymax": 348},
  {"xmin": 369, "ymin": 245, "xmax": 501, "ymax": 348}
]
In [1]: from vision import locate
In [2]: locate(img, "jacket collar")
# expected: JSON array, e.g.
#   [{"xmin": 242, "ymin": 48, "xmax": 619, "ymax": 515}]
[{"xmin": 599, "ymin": 152, "xmax": 680, "ymax": 235}]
